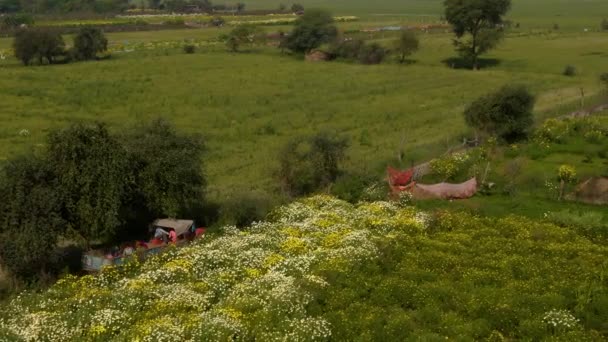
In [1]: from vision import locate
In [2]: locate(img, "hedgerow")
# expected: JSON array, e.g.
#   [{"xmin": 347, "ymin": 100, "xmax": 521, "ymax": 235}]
[{"xmin": 0, "ymin": 196, "xmax": 606, "ymax": 341}]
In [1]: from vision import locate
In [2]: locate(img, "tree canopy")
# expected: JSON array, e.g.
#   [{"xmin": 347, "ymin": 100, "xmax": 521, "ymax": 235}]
[
  {"xmin": 464, "ymin": 84, "xmax": 535, "ymax": 142},
  {"xmin": 0, "ymin": 120, "xmax": 206, "ymax": 281},
  {"xmin": 394, "ymin": 30, "xmax": 419, "ymax": 63},
  {"xmin": 13, "ymin": 28, "xmax": 65, "ymax": 65},
  {"xmin": 278, "ymin": 132, "xmax": 348, "ymax": 197},
  {"xmin": 284, "ymin": 9, "xmax": 337, "ymax": 54},
  {"xmin": 444, "ymin": 0, "xmax": 511, "ymax": 69},
  {"xmin": 73, "ymin": 26, "xmax": 108, "ymax": 60}
]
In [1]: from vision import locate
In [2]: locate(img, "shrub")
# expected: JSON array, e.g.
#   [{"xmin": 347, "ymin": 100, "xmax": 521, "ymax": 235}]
[
  {"xmin": 331, "ymin": 172, "xmax": 376, "ymax": 203},
  {"xmin": 218, "ymin": 192, "xmax": 274, "ymax": 227},
  {"xmin": 600, "ymin": 73, "xmax": 608, "ymax": 91},
  {"xmin": 13, "ymin": 28, "xmax": 65, "ymax": 65},
  {"xmin": 73, "ymin": 26, "xmax": 108, "ymax": 61},
  {"xmin": 225, "ymin": 25, "xmax": 263, "ymax": 52},
  {"xmin": 329, "ymin": 39, "xmax": 364, "ymax": 60},
  {"xmin": 291, "ymin": 3, "xmax": 304, "ymax": 12},
  {"xmin": 601, "ymin": 18, "xmax": 608, "ymax": 31},
  {"xmin": 1, "ymin": 13, "xmax": 34, "ymax": 29},
  {"xmin": 278, "ymin": 132, "xmax": 348, "ymax": 197},
  {"xmin": 464, "ymin": 84, "xmax": 535, "ymax": 143},
  {"xmin": 285, "ymin": 9, "xmax": 337, "ymax": 53},
  {"xmin": 563, "ymin": 65, "xmax": 576, "ymax": 76},
  {"xmin": 429, "ymin": 152, "xmax": 470, "ymax": 181},
  {"xmin": 557, "ymin": 164, "xmax": 576, "ymax": 200},
  {"xmin": 210, "ymin": 16, "xmax": 225, "ymax": 27},
  {"xmin": 183, "ymin": 44, "xmax": 196, "ymax": 54},
  {"xmin": 358, "ymin": 42, "xmax": 387, "ymax": 64}
]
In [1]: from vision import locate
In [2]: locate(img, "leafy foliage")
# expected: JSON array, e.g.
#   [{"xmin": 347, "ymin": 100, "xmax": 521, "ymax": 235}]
[
  {"xmin": 444, "ymin": 0, "xmax": 511, "ymax": 69},
  {"xmin": 0, "ymin": 120, "xmax": 206, "ymax": 281},
  {"xmin": 278, "ymin": 132, "xmax": 348, "ymax": 197},
  {"xmin": 357, "ymin": 42, "xmax": 387, "ymax": 64},
  {"xmin": 284, "ymin": 9, "xmax": 338, "ymax": 53},
  {"xmin": 121, "ymin": 119, "xmax": 206, "ymax": 225},
  {"xmin": 0, "ymin": 196, "xmax": 606, "ymax": 341},
  {"xmin": 329, "ymin": 39, "xmax": 387, "ymax": 64},
  {"xmin": 183, "ymin": 44, "xmax": 196, "ymax": 54},
  {"xmin": 13, "ymin": 28, "xmax": 65, "ymax": 65},
  {"xmin": 73, "ymin": 26, "xmax": 108, "ymax": 60},
  {"xmin": 47, "ymin": 123, "xmax": 130, "ymax": 243},
  {"xmin": 290, "ymin": 3, "xmax": 304, "ymax": 13},
  {"xmin": 394, "ymin": 30, "xmax": 420, "ymax": 63},
  {"xmin": 225, "ymin": 25, "xmax": 263, "ymax": 52},
  {"xmin": 464, "ymin": 84, "xmax": 535, "ymax": 142},
  {"xmin": 0, "ymin": 156, "xmax": 65, "ymax": 279},
  {"xmin": 1, "ymin": 13, "xmax": 33, "ymax": 28},
  {"xmin": 563, "ymin": 64, "xmax": 576, "ymax": 76}
]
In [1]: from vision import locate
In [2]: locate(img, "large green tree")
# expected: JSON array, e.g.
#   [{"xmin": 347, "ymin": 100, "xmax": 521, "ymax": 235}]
[
  {"xmin": 121, "ymin": 119, "xmax": 206, "ymax": 226},
  {"xmin": 0, "ymin": 156, "xmax": 65, "ymax": 279},
  {"xmin": 444, "ymin": 0, "xmax": 511, "ymax": 70},
  {"xmin": 284, "ymin": 9, "xmax": 337, "ymax": 53},
  {"xmin": 13, "ymin": 28, "xmax": 65, "ymax": 65},
  {"xmin": 47, "ymin": 123, "xmax": 130, "ymax": 243}
]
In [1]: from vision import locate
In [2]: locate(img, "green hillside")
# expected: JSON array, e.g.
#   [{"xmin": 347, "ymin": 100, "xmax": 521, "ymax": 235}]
[{"xmin": 1, "ymin": 196, "xmax": 607, "ymax": 341}]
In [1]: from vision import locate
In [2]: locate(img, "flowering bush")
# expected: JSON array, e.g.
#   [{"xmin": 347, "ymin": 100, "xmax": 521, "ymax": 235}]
[
  {"xmin": 429, "ymin": 151, "xmax": 470, "ymax": 181},
  {"xmin": 543, "ymin": 309, "xmax": 579, "ymax": 334},
  {"xmin": 1, "ymin": 196, "xmax": 607, "ymax": 341}
]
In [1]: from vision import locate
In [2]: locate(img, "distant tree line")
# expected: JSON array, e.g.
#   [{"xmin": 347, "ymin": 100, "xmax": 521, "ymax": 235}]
[
  {"xmin": 280, "ymin": 9, "xmax": 420, "ymax": 65},
  {"xmin": 13, "ymin": 26, "xmax": 108, "ymax": 65},
  {"xmin": 0, "ymin": 0, "xmax": 130, "ymax": 14},
  {"xmin": 0, "ymin": 119, "xmax": 206, "ymax": 281}
]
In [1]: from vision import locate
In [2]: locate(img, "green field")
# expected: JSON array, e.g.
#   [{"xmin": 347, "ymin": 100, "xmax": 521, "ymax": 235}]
[
  {"xmin": 1, "ymin": 0, "xmax": 608, "ymax": 337},
  {"xmin": 1, "ymin": 24, "xmax": 607, "ymax": 199}
]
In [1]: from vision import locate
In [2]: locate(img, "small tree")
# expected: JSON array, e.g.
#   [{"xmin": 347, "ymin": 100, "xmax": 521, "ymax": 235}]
[
  {"xmin": 225, "ymin": 25, "xmax": 262, "ymax": 52},
  {"xmin": 394, "ymin": 30, "xmax": 419, "ymax": 63},
  {"xmin": 464, "ymin": 84, "xmax": 535, "ymax": 143},
  {"xmin": 278, "ymin": 132, "xmax": 348, "ymax": 197},
  {"xmin": 46, "ymin": 123, "xmax": 130, "ymax": 243},
  {"xmin": 210, "ymin": 16, "xmax": 225, "ymax": 27},
  {"xmin": 236, "ymin": 2, "xmax": 245, "ymax": 12},
  {"xmin": 291, "ymin": 3, "xmax": 303, "ymax": 13},
  {"xmin": 121, "ymin": 119, "xmax": 206, "ymax": 226},
  {"xmin": 444, "ymin": 0, "xmax": 511, "ymax": 70},
  {"xmin": 601, "ymin": 18, "xmax": 608, "ymax": 31},
  {"xmin": 599, "ymin": 73, "xmax": 608, "ymax": 92},
  {"xmin": 73, "ymin": 26, "xmax": 108, "ymax": 60},
  {"xmin": 285, "ymin": 9, "xmax": 337, "ymax": 53},
  {"xmin": 13, "ymin": 28, "xmax": 65, "ymax": 65}
]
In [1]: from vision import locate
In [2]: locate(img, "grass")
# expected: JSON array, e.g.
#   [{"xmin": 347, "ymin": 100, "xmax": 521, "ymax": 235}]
[
  {"xmin": 1, "ymin": 27, "xmax": 607, "ymax": 200},
  {"xmin": 0, "ymin": 1, "xmax": 607, "ymax": 206}
]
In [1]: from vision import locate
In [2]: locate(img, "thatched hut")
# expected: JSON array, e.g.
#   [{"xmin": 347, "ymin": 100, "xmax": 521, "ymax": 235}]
[
  {"xmin": 305, "ymin": 50, "xmax": 330, "ymax": 62},
  {"xmin": 567, "ymin": 177, "xmax": 608, "ymax": 205}
]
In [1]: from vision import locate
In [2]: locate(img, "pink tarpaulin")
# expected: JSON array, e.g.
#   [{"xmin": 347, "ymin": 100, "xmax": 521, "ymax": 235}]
[{"xmin": 412, "ymin": 178, "xmax": 478, "ymax": 200}]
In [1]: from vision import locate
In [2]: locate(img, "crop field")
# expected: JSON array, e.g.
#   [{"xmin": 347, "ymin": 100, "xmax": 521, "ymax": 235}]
[
  {"xmin": 1, "ymin": 0, "xmax": 608, "ymax": 338},
  {"xmin": 1, "ymin": 21, "xmax": 607, "ymax": 199}
]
